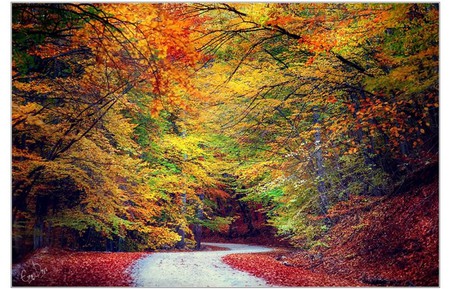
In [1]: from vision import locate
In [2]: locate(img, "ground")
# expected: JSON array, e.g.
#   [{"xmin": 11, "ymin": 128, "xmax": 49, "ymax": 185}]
[{"xmin": 12, "ymin": 248, "xmax": 146, "ymax": 286}]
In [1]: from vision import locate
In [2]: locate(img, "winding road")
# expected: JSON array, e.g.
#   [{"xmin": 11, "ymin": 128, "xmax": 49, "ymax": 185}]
[{"xmin": 131, "ymin": 242, "xmax": 274, "ymax": 287}]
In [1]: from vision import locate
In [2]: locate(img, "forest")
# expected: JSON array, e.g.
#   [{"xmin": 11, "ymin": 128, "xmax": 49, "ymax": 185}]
[{"xmin": 12, "ymin": 3, "xmax": 438, "ymax": 286}]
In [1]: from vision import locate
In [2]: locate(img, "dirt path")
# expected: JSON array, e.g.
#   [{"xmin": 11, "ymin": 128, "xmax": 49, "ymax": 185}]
[{"xmin": 131, "ymin": 242, "xmax": 274, "ymax": 287}]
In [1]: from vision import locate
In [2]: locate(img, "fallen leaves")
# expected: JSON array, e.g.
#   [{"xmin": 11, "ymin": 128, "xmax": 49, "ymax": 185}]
[
  {"xmin": 223, "ymin": 252, "xmax": 361, "ymax": 287},
  {"xmin": 12, "ymin": 249, "xmax": 148, "ymax": 286}
]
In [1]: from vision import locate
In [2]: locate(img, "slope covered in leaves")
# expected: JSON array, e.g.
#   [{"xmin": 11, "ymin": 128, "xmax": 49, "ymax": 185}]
[
  {"xmin": 223, "ymin": 165, "xmax": 438, "ymax": 286},
  {"xmin": 223, "ymin": 252, "xmax": 362, "ymax": 286},
  {"xmin": 12, "ymin": 249, "xmax": 147, "ymax": 286}
]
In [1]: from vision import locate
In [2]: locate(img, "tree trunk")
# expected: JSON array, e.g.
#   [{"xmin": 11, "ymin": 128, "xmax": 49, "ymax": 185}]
[
  {"xmin": 175, "ymin": 192, "xmax": 187, "ymax": 249},
  {"xmin": 313, "ymin": 108, "xmax": 329, "ymax": 215},
  {"xmin": 236, "ymin": 198, "xmax": 254, "ymax": 235},
  {"xmin": 175, "ymin": 128, "xmax": 188, "ymax": 249},
  {"xmin": 33, "ymin": 219, "xmax": 44, "ymax": 250},
  {"xmin": 331, "ymin": 141, "xmax": 350, "ymax": 201},
  {"xmin": 193, "ymin": 193, "xmax": 204, "ymax": 250},
  {"xmin": 33, "ymin": 194, "xmax": 50, "ymax": 249}
]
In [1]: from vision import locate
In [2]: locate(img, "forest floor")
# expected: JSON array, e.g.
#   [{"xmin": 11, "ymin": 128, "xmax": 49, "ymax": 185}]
[{"xmin": 12, "ymin": 248, "xmax": 147, "ymax": 286}]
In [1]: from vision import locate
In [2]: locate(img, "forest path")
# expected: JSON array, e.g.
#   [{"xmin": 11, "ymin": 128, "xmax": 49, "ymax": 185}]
[{"xmin": 131, "ymin": 242, "xmax": 274, "ymax": 287}]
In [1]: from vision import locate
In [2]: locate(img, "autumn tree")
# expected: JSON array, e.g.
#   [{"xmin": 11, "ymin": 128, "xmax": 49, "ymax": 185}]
[
  {"xmin": 190, "ymin": 3, "xmax": 438, "ymax": 246},
  {"xmin": 12, "ymin": 2, "xmax": 438, "ymax": 257},
  {"xmin": 12, "ymin": 3, "xmax": 212, "ymax": 258}
]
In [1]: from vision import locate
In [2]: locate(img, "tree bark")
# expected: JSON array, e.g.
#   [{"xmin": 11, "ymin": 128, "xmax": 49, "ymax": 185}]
[
  {"xmin": 237, "ymin": 198, "xmax": 254, "ymax": 235},
  {"xmin": 193, "ymin": 193, "xmax": 204, "ymax": 250},
  {"xmin": 313, "ymin": 108, "xmax": 329, "ymax": 215},
  {"xmin": 175, "ymin": 192, "xmax": 187, "ymax": 249}
]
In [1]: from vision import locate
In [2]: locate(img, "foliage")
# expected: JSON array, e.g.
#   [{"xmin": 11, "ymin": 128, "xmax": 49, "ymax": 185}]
[
  {"xmin": 190, "ymin": 3, "xmax": 438, "ymax": 247},
  {"xmin": 12, "ymin": 3, "xmax": 216, "ymax": 257},
  {"xmin": 12, "ymin": 3, "xmax": 438, "ymax": 267}
]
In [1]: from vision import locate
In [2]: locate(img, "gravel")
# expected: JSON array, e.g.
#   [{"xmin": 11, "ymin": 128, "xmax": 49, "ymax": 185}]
[{"xmin": 131, "ymin": 242, "xmax": 274, "ymax": 287}]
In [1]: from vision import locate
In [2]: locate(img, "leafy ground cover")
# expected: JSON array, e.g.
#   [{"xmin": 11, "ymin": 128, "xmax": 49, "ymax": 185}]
[
  {"xmin": 12, "ymin": 249, "xmax": 147, "ymax": 286},
  {"xmin": 223, "ymin": 252, "xmax": 362, "ymax": 286}
]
